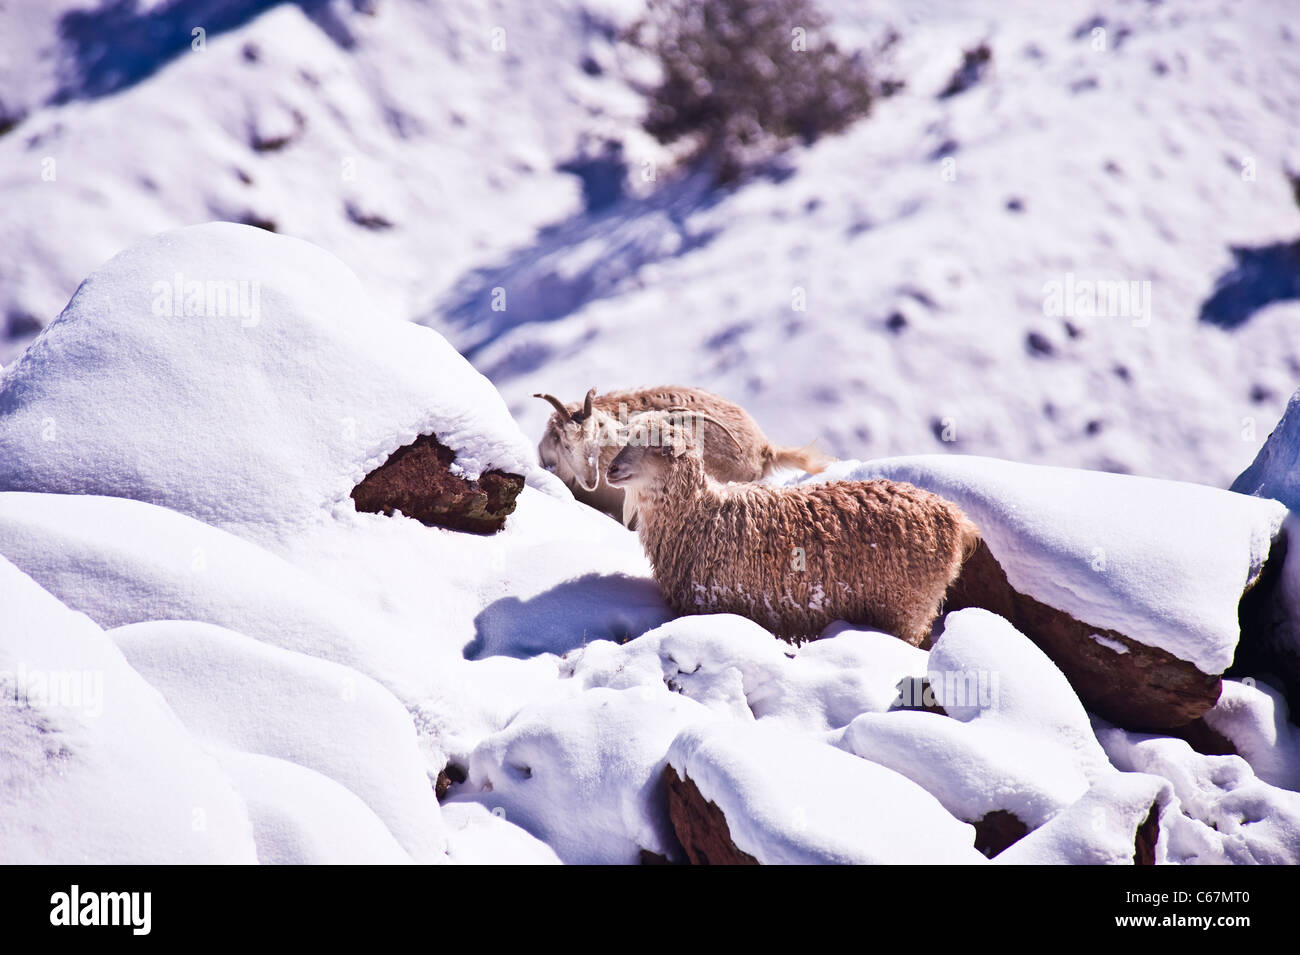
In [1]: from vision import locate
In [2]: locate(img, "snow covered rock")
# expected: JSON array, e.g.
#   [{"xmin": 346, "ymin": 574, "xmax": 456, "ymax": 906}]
[
  {"xmin": 816, "ymin": 456, "xmax": 1287, "ymax": 730},
  {"xmin": 566, "ymin": 613, "xmax": 930, "ymax": 733},
  {"xmin": 1199, "ymin": 679, "xmax": 1300, "ymax": 791},
  {"xmin": 350, "ymin": 432, "xmax": 523, "ymax": 534},
  {"xmin": 1232, "ymin": 390, "xmax": 1300, "ymax": 511},
  {"xmin": 665, "ymin": 720, "xmax": 986, "ymax": 865},
  {"xmin": 838, "ymin": 609, "xmax": 1111, "ymax": 857},
  {"xmin": 1096, "ymin": 721, "xmax": 1300, "ymax": 864},
  {"xmin": 110, "ymin": 619, "xmax": 448, "ymax": 863},
  {"xmin": 1232, "ymin": 396, "xmax": 1300, "ymax": 717},
  {"xmin": 992, "ymin": 772, "xmax": 1172, "ymax": 866},
  {"xmin": 0, "ymin": 222, "xmax": 535, "ymax": 543},
  {"xmin": 0, "ymin": 556, "xmax": 257, "ymax": 864},
  {"xmin": 452, "ymin": 686, "xmax": 710, "ymax": 865},
  {"xmin": 215, "ymin": 749, "xmax": 415, "ymax": 865}
]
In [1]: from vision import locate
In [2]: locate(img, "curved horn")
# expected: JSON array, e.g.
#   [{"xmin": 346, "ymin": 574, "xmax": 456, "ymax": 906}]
[
  {"xmin": 664, "ymin": 409, "xmax": 746, "ymax": 453},
  {"xmin": 571, "ymin": 387, "xmax": 597, "ymax": 423},
  {"xmin": 533, "ymin": 393, "xmax": 572, "ymax": 420}
]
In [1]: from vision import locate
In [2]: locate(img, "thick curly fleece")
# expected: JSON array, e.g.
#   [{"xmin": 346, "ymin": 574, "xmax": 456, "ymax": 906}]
[{"xmin": 624, "ymin": 413, "xmax": 980, "ymax": 644}]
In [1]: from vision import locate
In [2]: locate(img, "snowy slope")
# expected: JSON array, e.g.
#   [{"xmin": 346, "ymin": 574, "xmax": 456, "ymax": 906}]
[{"xmin": 2, "ymin": 0, "xmax": 1298, "ymax": 486}]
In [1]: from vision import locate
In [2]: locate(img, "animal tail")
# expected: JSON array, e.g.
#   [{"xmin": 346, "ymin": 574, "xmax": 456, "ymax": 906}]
[
  {"xmin": 764, "ymin": 442, "xmax": 836, "ymax": 476},
  {"xmin": 956, "ymin": 512, "xmax": 982, "ymax": 563}
]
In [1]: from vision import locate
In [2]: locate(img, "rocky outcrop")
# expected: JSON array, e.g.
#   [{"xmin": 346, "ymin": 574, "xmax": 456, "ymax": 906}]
[
  {"xmin": 663, "ymin": 766, "xmax": 758, "ymax": 866},
  {"xmin": 972, "ymin": 809, "xmax": 1030, "ymax": 859},
  {"xmin": 351, "ymin": 433, "xmax": 524, "ymax": 534},
  {"xmin": 947, "ymin": 540, "xmax": 1223, "ymax": 731},
  {"xmin": 1133, "ymin": 802, "xmax": 1161, "ymax": 866}
]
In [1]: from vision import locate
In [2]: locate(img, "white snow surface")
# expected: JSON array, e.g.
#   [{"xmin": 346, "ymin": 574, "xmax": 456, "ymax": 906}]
[
  {"xmin": 992, "ymin": 772, "xmax": 1174, "ymax": 865},
  {"xmin": 0, "ymin": 556, "xmax": 258, "ymax": 864},
  {"xmin": 667, "ymin": 718, "xmax": 986, "ymax": 865},
  {"xmin": 110, "ymin": 619, "xmax": 448, "ymax": 863},
  {"xmin": 817, "ymin": 455, "xmax": 1286, "ymax": 673}
]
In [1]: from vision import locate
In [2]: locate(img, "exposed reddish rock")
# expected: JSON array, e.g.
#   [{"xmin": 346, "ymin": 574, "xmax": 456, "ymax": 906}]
[
  {"xmin": 351, "ymin": 433, "xmax": 523, "ymax": 534},
  {"xmin": 972, "ymin": 809, "xmax": 1031, "ymax": 859},
  {"xmin": 1133, "ymin": 802, "xmax": 1161, "ymax": 866},
  {"xmin": 1173, "ymin": 717, "xmax": 1237, "ymax": 757},
  {"xmin": 947, "ymin": 540, "xmax": 1222, "ymax": 732},
  {"xmin": 434, "ymin": 762, "xmax": 467, "ymax": 802},
  {"xmin": 663, "ymin": 766, "xmax": 758, "ymax": 866},
  {"xmin": 891, "ymin": 675, "xmax": 948, "ymax": 716}
]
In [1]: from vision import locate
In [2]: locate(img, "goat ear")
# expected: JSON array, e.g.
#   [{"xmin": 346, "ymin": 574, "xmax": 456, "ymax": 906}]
[{"xmin": 665, "ymin": 434, "xmax": 689, "ymax": 457}]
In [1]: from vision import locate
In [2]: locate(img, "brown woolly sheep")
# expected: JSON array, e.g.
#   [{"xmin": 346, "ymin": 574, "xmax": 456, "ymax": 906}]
[
  {"xmin": 534, "ymin": 385, "xmax": 831, "ymax": 526},
  {"xmin": 605, "ymin": 411, "xmax": 980, "ymax": 645}
]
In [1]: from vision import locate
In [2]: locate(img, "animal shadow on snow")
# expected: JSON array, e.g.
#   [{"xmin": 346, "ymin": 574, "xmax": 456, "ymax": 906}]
[{"xmin": 465, "ymin": 572, "xmax": 673, "ymax": 661}]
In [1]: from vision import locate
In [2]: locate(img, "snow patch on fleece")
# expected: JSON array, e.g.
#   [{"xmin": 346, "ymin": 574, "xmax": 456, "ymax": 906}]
[
  {"xmin": 0, "ymin": 556, "xmax": 257, "ymax": 863},
  {"xmin": 814, "ymin": 455, "xmax": 1286, "ymax": 673},
  {"xmin": 0, "ymin": 223, "xmax": 535, "ymax": 542}
]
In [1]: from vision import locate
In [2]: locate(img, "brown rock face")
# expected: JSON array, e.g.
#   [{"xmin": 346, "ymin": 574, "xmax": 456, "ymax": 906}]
[
  {"xmin": 1133, "ymin": 802, "xmax": 1161, "ymax": 866},
  {"xmin": 947, "ymin": 540, "xmax": 1222, "ymax": 732},
  {"xmin": 350, "ymin": 433, "xmax": 524, "ymax": 534},
  {"xmin": 663, "ymin": 766, "xmax": 758, "ymax": 865},
  {"xmin": 972, "ymin": 809, "xmax": 1031, "ymax": 859}
]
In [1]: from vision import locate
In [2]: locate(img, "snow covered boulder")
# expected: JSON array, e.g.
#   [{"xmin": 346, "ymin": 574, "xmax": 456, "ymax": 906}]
[
  {"xmin": 0, "ymin": 556, "xmax": 257, "ymax": 863},
  {"xmin": 838, "ymin": 609, "xmax": 1111, "ymax": 857},
  {"xmin": 0, "ymin": 222, "xmax": 534, "ymax": 542},
  {"xmin": 816, "ymin": 456, "xmax": 1287, "ymax": 731},
  {"xmin": 351, "ymin": 432, "xmax": 523, "ymax": 534},
  {"xmin": 665, "ymin": 720, "xmax": 986, "ymax": 865},
  {"xmin": 452, "ymin": 686, "xmax": 710, "ymax": 864},
  {"xmin": 110, "ymin": 619, "xmax": 448, "ymax": 863},
  {"xmin": 992, "ymin": 772, "xmax": 1173, "ymax": 866},
  {"xmin": 1232, "ymin": 393, "xmax": 1300, "ymax": 716}
]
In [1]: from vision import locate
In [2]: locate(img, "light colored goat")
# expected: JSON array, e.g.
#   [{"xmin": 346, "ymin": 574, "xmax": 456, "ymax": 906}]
[
  {"xmin": 605, "ymin": 411, "xmax": 980, "ymax": 645},
  {"xmin": 534, "ymin": 385, "xmax": 830, "ymax": 526}
]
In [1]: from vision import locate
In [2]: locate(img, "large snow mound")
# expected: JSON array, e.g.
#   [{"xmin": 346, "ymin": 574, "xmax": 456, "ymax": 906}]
[
  {"xmin": 111, "ymin": 619, "xmax": 447, "ymax": 863},
  {"xmin": 0, "ymin": 556, "xmax": 257, "ymax": 863},
  {"xmin": 817, "ymin": 455, "xmax": 1286, "ymax": 673},
  {"xmin": 0, "ymin": 222, "xmax": 534, "ymax": 539}
]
